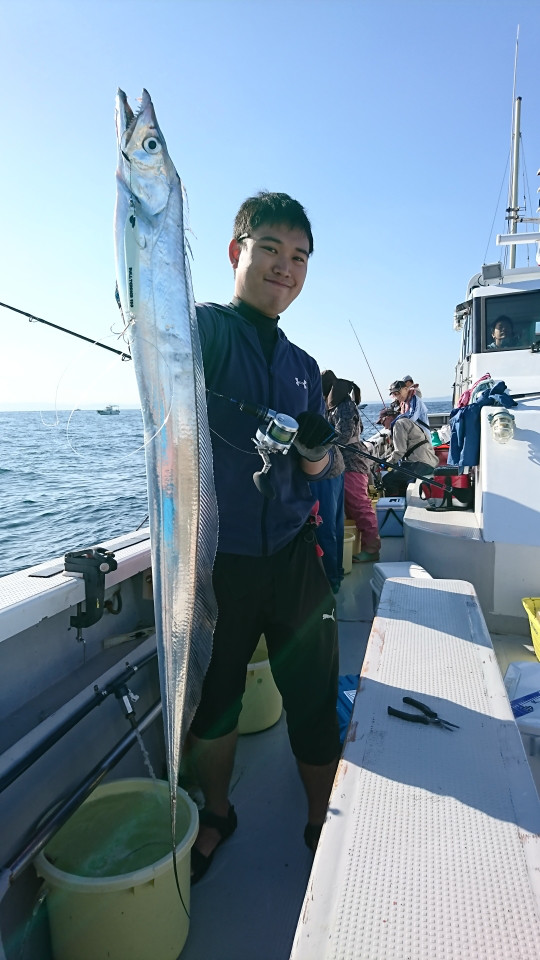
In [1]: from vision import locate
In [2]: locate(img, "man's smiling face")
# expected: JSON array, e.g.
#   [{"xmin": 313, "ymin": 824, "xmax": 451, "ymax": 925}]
[{"xmin": 229, "ymin": 224, "xmax": 310, "ymax": 317}]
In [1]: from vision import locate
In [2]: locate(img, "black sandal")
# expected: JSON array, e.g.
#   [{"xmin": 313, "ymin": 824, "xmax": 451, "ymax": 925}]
[
  {"xmin": 191, "ymin": 805, "xmax": 237, "ymax": 885},
  {"xmin": 303, "ymin": 822, "xmax": 323, "ymax": 853}
]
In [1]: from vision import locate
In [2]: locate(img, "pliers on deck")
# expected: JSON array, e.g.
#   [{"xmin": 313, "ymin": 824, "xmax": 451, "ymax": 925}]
[{"xmin": 387, "ymin": 696, "xmax": 459, "ymax": 731}]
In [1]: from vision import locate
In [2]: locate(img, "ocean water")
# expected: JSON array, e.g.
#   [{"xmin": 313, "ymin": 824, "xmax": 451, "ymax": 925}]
[
  {"xmin": 0, "ymin": 399, "xmax": 451, "ymax": 579},
  {"xmin": 1, "ymin": 409, "xmax": 148, "ymax": 579}
]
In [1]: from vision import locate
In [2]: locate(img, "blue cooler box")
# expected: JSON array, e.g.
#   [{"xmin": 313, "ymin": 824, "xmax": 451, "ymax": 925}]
[{"xmin": 376, "ymin": 497, "xmax": 406, "ymax": 537}]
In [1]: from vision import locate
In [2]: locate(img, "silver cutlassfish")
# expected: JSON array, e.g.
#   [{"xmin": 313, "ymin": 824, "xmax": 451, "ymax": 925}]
[{"xmin": 114, "ymin": 89, "xmax": 218, "ymax": 862}]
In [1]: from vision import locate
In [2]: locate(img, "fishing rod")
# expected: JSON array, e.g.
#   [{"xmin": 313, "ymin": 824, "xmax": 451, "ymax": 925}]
[
  {"xmin": 359, "ymin": 405, "xmax": 384, "ymax": 436},
  {"xmin": 348, "ymin": 319, "xmax": 387, "ymax": 408},
  {"xmin": 338, "ymin": 441, "xmax": 450, "ymax": 492},
  {"xmin": 207, "ymin": 389, "xmax": 299, "ymax": 498},
  {"xmin": 207, "ymin": 388, "xmax": 450, "ymax": 496},
  {"xmin": 0, "ymin": 300, "xmax": 132, "ymax": 361}
]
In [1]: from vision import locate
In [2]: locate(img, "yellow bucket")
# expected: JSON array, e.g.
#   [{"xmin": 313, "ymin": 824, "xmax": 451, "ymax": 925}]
[
  {"xmin": 34, "ymin": 779, "xmax": 198, "ymax": 960},
  {"xmin": 522, "ymin": 598, "xmax": 540, "ymax": 661},
  {"xmin": 342, "ymin": 532, "xmax": 356, "ymax": 575},
  {"xmin": 238, "ymin": 636, "xmax": 283, "ymax": 734}
]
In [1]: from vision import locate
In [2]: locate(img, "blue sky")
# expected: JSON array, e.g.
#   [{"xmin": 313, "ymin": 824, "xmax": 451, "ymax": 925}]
[{"xmin": 1, "ymin": 0, "xmax": 540, "ymax": 410}]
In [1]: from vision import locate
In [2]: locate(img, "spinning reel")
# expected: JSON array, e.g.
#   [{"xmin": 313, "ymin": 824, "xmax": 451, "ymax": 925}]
[
  {"xmin": 206, "ymin": 390, "xmax": 300, "ymax": 499},
  {"xmin": 251, "ymin": 409, "xmax": 299, "ymax": 499}
]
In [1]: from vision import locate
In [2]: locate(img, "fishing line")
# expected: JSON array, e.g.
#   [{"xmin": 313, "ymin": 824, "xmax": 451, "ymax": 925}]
[
  {"xmin": 359, "ymin": 408, "xmax": 378, "ymax": 432},
  {"xmin": 172, "ymin": 851, "xmax": 190, "ymax": 921},
  {"xmin": 483, "ymin": 155, "xmax": 510, "ymax": 265},
  {"xmin": 209, "ymin": 427, "xmax": 259, "ymax": 456},
  {"xmin": 59, "ymin": 332, "xmax": 174, "ymax": 466},
  {"xmin": 206, "ymin": 389, "xmax": 265, "ymax": 456},
  {"xmin": 35, "ymin": 327, "xmax": 134, "ymax": 430},
  {"xmin": 360, "ymin": 405, "xmax": 385, "ymax": 437},
  {"xmin": 348, "ymin": 320, "xmax": 386, "ymax": 408}
]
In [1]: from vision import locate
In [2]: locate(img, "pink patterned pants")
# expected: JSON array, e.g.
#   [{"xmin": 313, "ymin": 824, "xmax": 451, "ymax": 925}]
[{"xmin": 344, "ymin": 472, "xmax": 381, "ymax": 553}]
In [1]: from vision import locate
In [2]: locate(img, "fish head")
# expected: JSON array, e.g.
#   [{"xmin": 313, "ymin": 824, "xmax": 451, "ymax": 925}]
[{"xmin": 115, "ymin": 88, "xmax": 178, "ymax": 216}]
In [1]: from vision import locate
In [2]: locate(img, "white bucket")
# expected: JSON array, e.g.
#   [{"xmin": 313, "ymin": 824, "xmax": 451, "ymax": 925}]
[
  {"xmin": 342, "ymin": 532, "xmax": 356, "ymax": 575},
  {"xmin": 344, "ymin": 520, "xmax": 361, "ymax": 556},
  {"xmin": 35, "ymin": 779, "xmax": 198, "ymax": 960},
  {"xmin": 238, "ymin": 635, "xmax": 283, "ymax": 734}
]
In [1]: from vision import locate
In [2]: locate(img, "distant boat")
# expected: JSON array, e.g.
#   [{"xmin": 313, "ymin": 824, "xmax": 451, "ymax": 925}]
[{"xmin": 96, "ymin": 404, "xmax": 120, "ymax": 416}]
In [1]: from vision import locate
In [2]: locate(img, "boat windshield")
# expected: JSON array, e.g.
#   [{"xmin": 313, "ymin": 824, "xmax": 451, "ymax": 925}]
[{"xmin": 483, "ymin": 290, "xmax": 540, "ymax": 352}]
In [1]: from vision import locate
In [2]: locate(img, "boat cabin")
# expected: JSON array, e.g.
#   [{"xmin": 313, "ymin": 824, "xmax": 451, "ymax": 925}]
[{"xmin": 452, "ymin": 263, "xmax": 540, "ymax": 406}]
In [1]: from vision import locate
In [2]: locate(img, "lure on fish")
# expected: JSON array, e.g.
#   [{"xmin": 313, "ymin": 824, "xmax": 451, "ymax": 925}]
[{"xmin": 114, "ymin": 89, "xmax": 218, "ymax": 860}]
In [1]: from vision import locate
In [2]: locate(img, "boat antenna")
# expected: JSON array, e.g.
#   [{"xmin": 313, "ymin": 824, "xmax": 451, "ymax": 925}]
[
  {"xmin": 507, "ymin": 25, "xmax": 521, "ymax": 269},
  {"xmin": 348, "ymin": 319, "xmax": 386, "ymax": 408},
  {"xmin": 0, "ymin": 300, "xmax": 132, "ymax": 361}
]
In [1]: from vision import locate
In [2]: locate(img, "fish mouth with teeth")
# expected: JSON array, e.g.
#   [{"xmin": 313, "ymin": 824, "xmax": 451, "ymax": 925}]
[{"xmin": 116, "ymin": 88, "xmax": 153, "ymax": 147}]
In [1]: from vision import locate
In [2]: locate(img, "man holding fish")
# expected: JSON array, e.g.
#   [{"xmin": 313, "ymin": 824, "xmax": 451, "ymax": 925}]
[
  {"xmin": 190, "ymin": 191, "xmax": 342, "ymax": 883},
  {"xmin": 114, "ymin": 89, "xmax": 340, "ymax": 887}
]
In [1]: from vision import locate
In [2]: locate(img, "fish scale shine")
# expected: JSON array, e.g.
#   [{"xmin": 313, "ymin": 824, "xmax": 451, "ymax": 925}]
[{"xmin": 114, "ymin": 88, "xmax": 218, "ymax": 839}]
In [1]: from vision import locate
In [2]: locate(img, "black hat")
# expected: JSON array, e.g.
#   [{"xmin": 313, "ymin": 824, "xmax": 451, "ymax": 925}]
[
  {"xmin": 377, "ymin": 408, "xmax": 396, "ymax": 423},
  {"xmin": 389, "ymin": 380, "xmax": 406, "ymax": 394}
]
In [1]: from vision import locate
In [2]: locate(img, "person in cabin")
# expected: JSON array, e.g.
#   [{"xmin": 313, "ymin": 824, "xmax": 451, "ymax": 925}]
[
  {"xmin": 189, "ymin": 192, "xmax": 341, "ymax": 883},
  {"xmin": 389, "ymin": 379, "xmax": 431, "ymax": 439},
  {"xmin": 378, "ymin": 408, "xmax": 438, "ymax": 497},
  {"xmin": 487, "ymin": 315, "xmax": 519, "ymax": 350}
]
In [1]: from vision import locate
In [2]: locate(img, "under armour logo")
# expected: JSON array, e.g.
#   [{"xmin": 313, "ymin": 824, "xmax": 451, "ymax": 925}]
[
  {"xmin": 322, "ymin": 610, "xmax": 335, "ymax": 621},
  {"xmin": 295, "ymin": 378, "xmax": 307, "ymax": 389}
]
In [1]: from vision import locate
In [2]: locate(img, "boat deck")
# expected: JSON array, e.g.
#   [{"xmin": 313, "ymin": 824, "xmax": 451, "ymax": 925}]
[
  {"xmin": 181, "ymin": 542, "xmax": 387, "ymax": 960},
  {"xmin": 181, "ymin": 537, "xmax": 539, "ymax": 960},
  {"xmin": 4, "ymin": 530, "xmax": 536, "ymax": 960}
]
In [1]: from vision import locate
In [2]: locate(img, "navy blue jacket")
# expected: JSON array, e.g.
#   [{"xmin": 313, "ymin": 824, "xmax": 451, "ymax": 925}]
[
  {"xmin": 448, "ymin": 380, "xmax": 517, "ymax": 467},
  {"xmin": 197, "ymin": 302, "xmax": 329, "ymax": 556}
]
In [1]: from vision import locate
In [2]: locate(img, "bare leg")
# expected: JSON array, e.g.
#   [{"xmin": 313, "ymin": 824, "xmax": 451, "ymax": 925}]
[
  {"xmin": 297, "ymin": 756, "xmax": 338, "ymax": 827},
  {"xmin": 189, "ymin": 728, "xmax": 238, "ymax": 858}
]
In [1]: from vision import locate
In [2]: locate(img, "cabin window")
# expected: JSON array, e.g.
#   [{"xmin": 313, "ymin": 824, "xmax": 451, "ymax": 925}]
[{"xmin": 483, "ymin": 291, "xmax": 540, "ymax": 352}]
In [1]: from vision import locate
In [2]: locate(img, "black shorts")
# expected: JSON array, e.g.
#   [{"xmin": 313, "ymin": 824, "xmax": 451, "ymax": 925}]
[{"xmin": 190, "ymin": 524, "xmax": 341, "ymax": 765}]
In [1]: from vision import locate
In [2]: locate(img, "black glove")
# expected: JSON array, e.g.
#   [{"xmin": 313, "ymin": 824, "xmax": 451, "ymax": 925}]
[{"xmin": 293, "ymin": 411, "xmax": 336, "ymax": 462}]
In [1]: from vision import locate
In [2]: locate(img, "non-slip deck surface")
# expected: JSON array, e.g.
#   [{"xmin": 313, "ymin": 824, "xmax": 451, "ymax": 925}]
[{"xmin": 291, "ymin": 578, "xmax": 540, "ymax": 960}]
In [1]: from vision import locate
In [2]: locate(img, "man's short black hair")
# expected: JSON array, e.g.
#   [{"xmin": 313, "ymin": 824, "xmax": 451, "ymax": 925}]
[{"xmin": 233, "ymin": 191, "xmax": 314, "ymax": 254}]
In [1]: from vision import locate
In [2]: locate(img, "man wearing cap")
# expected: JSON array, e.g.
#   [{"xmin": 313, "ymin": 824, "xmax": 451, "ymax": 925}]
[
  {"xmin": 389, "ymin": 380, "xmax": 430, "ymax": 440},
  {"xmin": 402, "ymin": 375, "xmax": 422, "ymax": 398}
]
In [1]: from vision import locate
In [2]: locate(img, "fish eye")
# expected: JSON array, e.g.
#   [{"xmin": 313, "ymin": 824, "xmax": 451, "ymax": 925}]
[{"xmin": 143, "ymin": 137, "xmax": 161, "ymax": 154}]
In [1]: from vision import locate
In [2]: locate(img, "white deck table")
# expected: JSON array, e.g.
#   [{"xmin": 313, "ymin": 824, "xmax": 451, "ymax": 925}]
[{"xmin": 290, "ymin": 578, "xmax": 540, "ymax": 960}]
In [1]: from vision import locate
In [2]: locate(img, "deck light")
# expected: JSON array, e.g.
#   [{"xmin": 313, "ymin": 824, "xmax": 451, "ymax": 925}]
[{"xmin": 488, "ymin": 410, "xmax": 515, "ymax": 444}]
